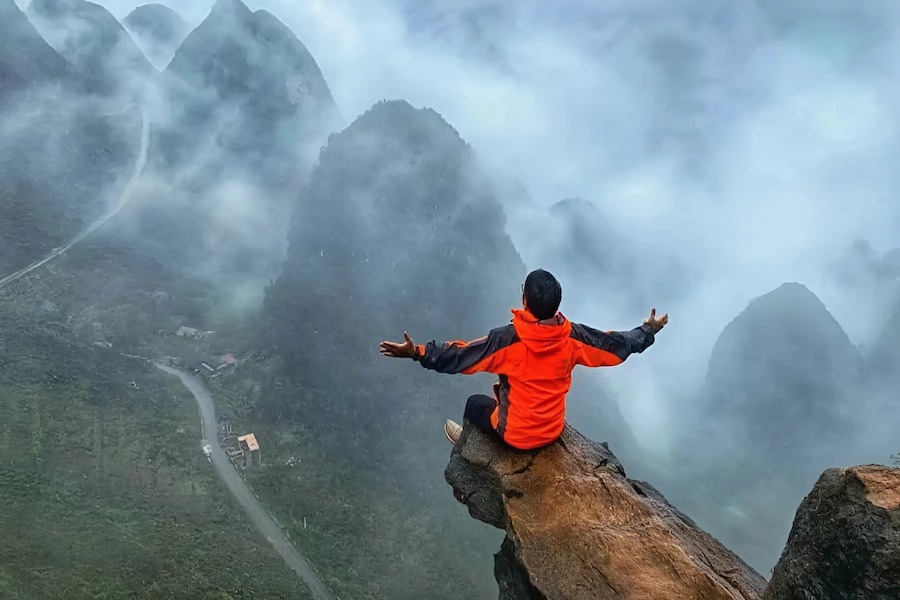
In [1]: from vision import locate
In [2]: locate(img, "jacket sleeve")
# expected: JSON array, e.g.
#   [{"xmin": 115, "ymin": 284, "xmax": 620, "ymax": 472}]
[
  {"xmin": 414, "ymin": 325, "xmax": 517, "ymax": 375},
  {"xmin": 570, "ymin": 322, "xmax": 655, "ymax": 367}
]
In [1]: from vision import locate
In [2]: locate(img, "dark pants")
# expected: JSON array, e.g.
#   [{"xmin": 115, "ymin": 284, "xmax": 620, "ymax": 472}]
[{"xmin": 464, "ymin": 394, "xmax": 500, "ymax": 437}]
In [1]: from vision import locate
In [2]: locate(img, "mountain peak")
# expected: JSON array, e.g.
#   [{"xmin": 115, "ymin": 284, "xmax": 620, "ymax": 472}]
[
  {"xmin": 346, "ymin": 100, "xmax": 466, "ymax": 151},
  {"xmin": 712, "ymin": 281, "xmax": 856, "ymax": 370},
  {"xmin": 27, "ymin": 0, "xmax": 79, "ymax": 16},
  {"xmin": 265, "ymin": 95, "xmax": 525, "ymax": 366},
  {"xmin": 0, "ymin": 0, "xmax": 72, "ymax": 91},
  {"xmin": 699, "ymin": 280, "xmax": 861, "ymax": 491},
  {"xmin": 757, "ymin": 281, "xmax": 818, "ymax": 302},
  {"xmin": 123, "ymin": 3, "xmax": 188, "ymax": 69},
  {"xmin": 209, "ymin": 0, "xmax": 252, "ymax": 20},
  {"xmin": 26, "ymin": 0, "xmax": 155, "ymax": 92},
  {"xmin": 366, "ymin": 99, "xmax": 443, "ymax": 122},
  {"xmin": 124, "ymin": 4, "xmax": 187, "ymax": 36},
  {"xmin": 167, "ymin": 0, "xmax": 336, "ymax": 113},
  {"xmin": 729, "ymin": 282, "xmax": 849, "ymax": 343},
  {"xmin": 550, "ymin": 197, "xmax": 600, "ymax": 219}
]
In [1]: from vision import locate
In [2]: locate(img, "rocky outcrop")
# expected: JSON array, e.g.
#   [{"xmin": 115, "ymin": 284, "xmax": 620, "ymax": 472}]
[
  {"xmin": 764, "ymin": 465, "xmax": 900, "ymax": 600},
  {"xmin": 445, "ymin": 422, "xmax": 767, "ymax": 599}
]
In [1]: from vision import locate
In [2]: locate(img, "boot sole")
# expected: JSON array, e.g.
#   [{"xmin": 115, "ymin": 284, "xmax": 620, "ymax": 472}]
[{"xmin": 444, "ymin": 423, "xmax": 460, "ymax": 444}]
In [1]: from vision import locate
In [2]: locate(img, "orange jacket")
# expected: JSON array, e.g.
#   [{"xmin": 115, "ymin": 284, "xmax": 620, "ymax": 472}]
[{"xmin": 414, "ymin": 308, "xmax": 655, "ymax": 449}]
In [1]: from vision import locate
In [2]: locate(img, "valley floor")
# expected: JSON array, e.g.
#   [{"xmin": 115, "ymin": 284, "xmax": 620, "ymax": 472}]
[
  {"xmin": 0, "ymin": 236, "xmax": 500, "ymax": 599},
  {"xmin": 0, "ymin": 318, "xmax": 314, "ymax": 599}
]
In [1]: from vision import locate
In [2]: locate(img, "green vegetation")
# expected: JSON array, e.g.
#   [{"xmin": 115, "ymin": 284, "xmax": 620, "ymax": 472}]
[
  {"xmin": 0, "ymin": 102, "xmax": 140, "ymax": 273},
  {"xmin": 0, "ymin": 239, "xmax": 501, "ymax": 599},
  {"xmin": 204, "ymin": 368, "xmax": 502, "ymax": 600},
  {"xmin": 0, "ymin": 293, "xmax": 312, "ymax": 599}
]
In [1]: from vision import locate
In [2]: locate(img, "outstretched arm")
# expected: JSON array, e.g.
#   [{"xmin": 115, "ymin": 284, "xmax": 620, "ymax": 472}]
[
  {"xmin": 571, "ymin": 308, "xmax": 667, "ymax": 367},
  {"xmin": 380, "ymin": 325, "xmax": 517, "ymax": 374}
]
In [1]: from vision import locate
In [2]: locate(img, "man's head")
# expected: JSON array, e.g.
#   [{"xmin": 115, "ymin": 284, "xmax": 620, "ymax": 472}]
[{"xmin": 522, "ymin": 269, "xmax": 562, "ymax": 320}]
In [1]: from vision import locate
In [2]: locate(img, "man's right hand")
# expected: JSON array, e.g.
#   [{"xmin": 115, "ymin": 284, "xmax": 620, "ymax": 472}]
[
  {"xmin": 380, "ymin": 332, "xmax": 418, "ymax": 359},
  {"xmin": 644, "ymin": 308, "xmax": 668, "ymax": 333}
]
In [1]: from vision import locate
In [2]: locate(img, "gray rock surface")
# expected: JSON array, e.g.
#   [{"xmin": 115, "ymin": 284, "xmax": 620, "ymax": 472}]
[{"xmin": 764, "ymin": 465, "xmax": 900, "ymax": 600}]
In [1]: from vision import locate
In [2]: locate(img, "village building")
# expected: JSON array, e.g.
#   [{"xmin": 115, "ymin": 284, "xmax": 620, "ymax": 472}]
[
  {"xmin": 175, "ymin": 326, "xmax": 215, "ymax": 339},
  {"xmin": 236, "ymin": 433, "xmax": 261, "ymax": 468}
]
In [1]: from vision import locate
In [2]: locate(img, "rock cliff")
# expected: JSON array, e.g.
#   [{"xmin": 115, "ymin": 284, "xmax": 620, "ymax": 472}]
[
  {"xmin": 445, "ymin": 422, "xmax": 768, "ymax": 599},
  {"xmin": 764, "ymin": 465, "xmax": 900, "ymax": 600}
]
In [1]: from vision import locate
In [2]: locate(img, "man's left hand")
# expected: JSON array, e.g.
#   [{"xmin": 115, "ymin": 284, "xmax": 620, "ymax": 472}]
[
  {"xmin": 380, "ymin": 332, "xmax": 417, "ymax": 359},
  {"xmin": 644, "ymin": 308, "xmax": 669, "ymax": 333}
]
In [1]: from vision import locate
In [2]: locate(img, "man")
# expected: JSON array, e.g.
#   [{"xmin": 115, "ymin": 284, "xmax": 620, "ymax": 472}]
[{"xmin": 379, "ymin": 269, "xmax": 668, "ymax": 450}]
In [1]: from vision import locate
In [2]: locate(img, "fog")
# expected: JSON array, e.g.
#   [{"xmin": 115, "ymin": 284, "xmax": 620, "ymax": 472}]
[
  {"xmin": 5, "ymin": 0, "xmax": 900, "ymax": 590},
  {"xmin": 65, "ymin": 0, "xmax": 900, "ymax": 447},
  {"xmin": 63, "ymin": 0, "xmax": 900, "ymax": 450},
  {"xmin": 14, "ymin": 0, "xmax": 896, "ymax": 447}
]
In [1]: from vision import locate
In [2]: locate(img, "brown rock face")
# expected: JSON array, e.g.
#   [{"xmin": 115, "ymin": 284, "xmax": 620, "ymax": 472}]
[
  {"xmin": 444, "ymin": 423, "xmax": 767, "ymax": 600},
  {"xmin": 764, "ymin": 465, "xmax": 900, "ymax": 600}
]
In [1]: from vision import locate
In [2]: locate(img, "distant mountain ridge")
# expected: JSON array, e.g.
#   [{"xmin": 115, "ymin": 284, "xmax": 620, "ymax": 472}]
[
  {"xmin": 155, "ymin": 0, "xmax": 339, "ymax": 181},
  {"xmin": 27, "ymin": 0, "xmax": 156, "ymax": 95},
  {"xmin": 123, "ymin": 3, "xmax": 190, "ymax": 69},
  {"xmin": 104, "ymin": 0, "xmax": 341, "ymax": 305},
  {"xmin": 0, "ymin": 0, "xmax": 73, "ymax": 93},
  {"xmin": 0, "ymin": 0, "xmax": 142, "ymax": 274}
]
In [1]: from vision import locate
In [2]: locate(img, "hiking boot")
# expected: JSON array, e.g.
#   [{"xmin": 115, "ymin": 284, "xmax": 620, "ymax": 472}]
[{"xmin": 444, "ymin": 419, "xmax": 462, "ymax": 444}]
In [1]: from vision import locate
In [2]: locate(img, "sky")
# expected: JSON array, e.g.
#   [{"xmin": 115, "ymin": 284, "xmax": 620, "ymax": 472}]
[{"xmin": 19, "ymin": 0, "xmax": 900, "ymax": 449}]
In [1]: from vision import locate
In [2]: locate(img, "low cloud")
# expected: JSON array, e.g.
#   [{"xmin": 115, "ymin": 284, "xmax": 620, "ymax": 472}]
[{"xmin": 45, "ymin": 0, "xmax": 900, "ymax": 449}]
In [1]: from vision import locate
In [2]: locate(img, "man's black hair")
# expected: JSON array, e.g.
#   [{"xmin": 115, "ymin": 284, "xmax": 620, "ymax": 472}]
[{"xmin": 523, "ymin": 269, "xmax": 562, "ymax": 320}]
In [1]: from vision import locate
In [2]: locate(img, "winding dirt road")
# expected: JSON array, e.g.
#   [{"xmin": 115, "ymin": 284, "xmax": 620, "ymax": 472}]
[
  {"xmin": 0, "ymin": 104, "xmax": 149, "ymax": 290},
  {"xmin": 154, "ymin": 364, "xmax": 334, "ymax": 600}
]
